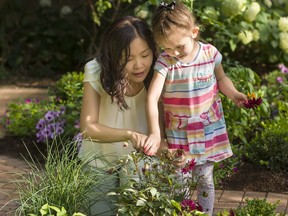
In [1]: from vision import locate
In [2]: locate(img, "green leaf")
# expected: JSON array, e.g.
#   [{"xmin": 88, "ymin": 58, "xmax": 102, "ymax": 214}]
[
  {"xmin": 136, "ymin": 199, "xmax": 146, "ymax": 206},
  {"xmin": 150, "ymin": 187, "xmax": 157, "ymax": 197},
  {"xmin": 171, "ymin": 200, "xmax": 182, "ymax": 211}
]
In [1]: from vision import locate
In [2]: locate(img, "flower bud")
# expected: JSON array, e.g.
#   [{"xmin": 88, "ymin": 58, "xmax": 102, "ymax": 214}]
[
  {"xmin": 278, "ymin": 17, "xmax": 288, "ymax": 32},
  {"xmin": 244, "ymin": 2, "xmax": 261, "ymax": 22}
]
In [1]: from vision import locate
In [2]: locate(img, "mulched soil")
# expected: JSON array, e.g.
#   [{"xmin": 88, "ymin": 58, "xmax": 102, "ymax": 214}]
[{"xmin": 0, "ymin": 135, "xmax": 287, "ymax": 194}]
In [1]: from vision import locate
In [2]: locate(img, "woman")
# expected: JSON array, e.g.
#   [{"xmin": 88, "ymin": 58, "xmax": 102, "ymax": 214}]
[{"xmin": 79, "ymin": 16, "xmax": 157, "ymax": 215}]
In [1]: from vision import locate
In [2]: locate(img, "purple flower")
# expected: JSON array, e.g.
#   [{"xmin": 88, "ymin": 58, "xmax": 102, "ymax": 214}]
[
  {"xmin": 54, "ymin": 126, "xmax": 64, "ymax": 135},
  {"xmin": 36, "ymin": 118, "xmax": 46, "ymax": 130},
  {"xmin": 36, "ymin": 131, "xmax": 46, "ymax": 143},
  {"xmin": 279, "ymin": 63, "xmax": 288, "ymax": 74},
  {"xmin": 74, "ymin": 133, "xmax": 83, "ymax": 152},
  {"xmin": 74, "ymin": 120, "xmax": 80, "ymax": 129},
  {"xmin": 233, "ymin": 167, "xmax": 238, "ymax": 173},
  {"xmin": 59, "ymin": 106, "xmax": 66, "ymax": 115},
  {"xmin": 277, "ymin": 76, "xmax": 284, "ymax": 83},
  {"xmin": 6, "ymin": 119, "xmax": 11, "ymax": 125},
  {"xmin": 45, "ymin": 111, "xmax": 56, "ymax": 122},
  {"xmin": 42, "ymin": 127, "xmax": 52, "ymax": 138}
]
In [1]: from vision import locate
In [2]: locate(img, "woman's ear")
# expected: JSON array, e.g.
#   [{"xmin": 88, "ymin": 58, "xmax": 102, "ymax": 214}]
[{"xmin": 192, "ymin": 26, "xmax": 200, "ymax": 39}]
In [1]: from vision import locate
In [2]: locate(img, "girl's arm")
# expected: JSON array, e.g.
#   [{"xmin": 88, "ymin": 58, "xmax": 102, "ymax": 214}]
[
  {"xmin": 144, "ymin": 72, "xmax": 166, "ymax": 155},
  {"xmin": 80, "ymin": 82, "xmax": 147, "ymax": 150},
  {"xmin": 215, "ymin": 63, "xmax": 247, "ymax": 106}
]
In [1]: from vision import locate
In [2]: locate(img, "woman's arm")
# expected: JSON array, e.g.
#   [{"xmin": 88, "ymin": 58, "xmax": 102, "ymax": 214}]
[
  {"xmin": 215, "ymin": 64, "xmax": 247, "ymax": 107},
  {"xmin": 80, "ymin": 82, "xmax": 147, "ymax": 149}
]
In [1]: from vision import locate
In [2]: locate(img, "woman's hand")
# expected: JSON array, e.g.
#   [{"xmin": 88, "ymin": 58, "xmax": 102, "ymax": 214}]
[{"xmin": 129, "ymin": 131, "xmax": 148, "ymax": 151}]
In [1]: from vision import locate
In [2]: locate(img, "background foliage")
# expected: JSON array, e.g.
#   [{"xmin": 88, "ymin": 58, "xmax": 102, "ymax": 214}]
[{"xmin": 1, "ymin": 0, "xmax": 288, "ymax": 81}]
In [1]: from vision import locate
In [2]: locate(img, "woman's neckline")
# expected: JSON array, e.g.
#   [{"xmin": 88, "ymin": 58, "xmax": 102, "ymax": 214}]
[{"xmin": 124, "ymin": 83, "xmax": 145, "ymax": 97}]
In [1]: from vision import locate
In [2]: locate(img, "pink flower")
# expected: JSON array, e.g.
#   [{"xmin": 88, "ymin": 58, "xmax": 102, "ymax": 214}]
[
  {"xmin": 279, "ymin": 63, "xmax": 288, "ymax": 74},
  {"xmin": 277, "ymin": 76, "xmax": 284, "ymax": 83}
]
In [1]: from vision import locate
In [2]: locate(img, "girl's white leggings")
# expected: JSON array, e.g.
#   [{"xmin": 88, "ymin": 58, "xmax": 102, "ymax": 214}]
[
  {"xmin": 179, "ymin": 161, "xmax": 215, "ymax": 216},
  {"xmin": 194, "ymin": 161, "xmax": 215, "ymax": 216}
]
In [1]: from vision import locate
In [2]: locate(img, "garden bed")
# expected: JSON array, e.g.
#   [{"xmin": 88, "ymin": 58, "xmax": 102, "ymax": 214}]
[{"xmin": 0, "ymin": 135, "xmax": 287, "ymax": 194}]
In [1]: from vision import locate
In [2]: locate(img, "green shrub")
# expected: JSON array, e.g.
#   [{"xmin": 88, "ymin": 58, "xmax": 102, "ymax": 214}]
[
  {"xmin": 194, "ymin": 0, "xmax": 288, "ymax": 69},
  {"xmin": 261, "ymin": 67, "xmax": 288, "ymax": 118},
  {"xmin": 221, "ymin": 65, "xmax": 270, "ymax": 145},
  {"xmin": 2, "ymin": 71, "xmax": 84, "ymax": 142},
  {"xmin": 217, "ymin": 198, "xmax": 285, "ymax": 216},
  {"xmin": 235, "ymin": 198, "xmax": 281, "ymax": 216},
  {"xmin": 245, "ymin": 118, "xmax": 288, "ymax": 171},
  {"xmin": 48, "ymin": 71, "xmax": 84, "ymax": 113},
  {"xmin": 2, "ymin": 97, "xmax": 61, "ymax": 136}
]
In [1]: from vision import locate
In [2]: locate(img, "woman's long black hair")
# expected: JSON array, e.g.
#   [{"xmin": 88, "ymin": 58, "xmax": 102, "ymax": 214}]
[{"xmin": 97, "ymin": 16, "xmax": 157, "ymax": 110}]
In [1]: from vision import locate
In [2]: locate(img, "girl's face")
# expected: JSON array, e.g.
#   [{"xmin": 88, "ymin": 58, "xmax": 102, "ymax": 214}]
[
  {"xmin": 159, "ymin": 26, "xmax": 199, "ymax": 63},
  {"xmin": 123, "ymin": 37, "xmax": 153, "ymax": 84}
]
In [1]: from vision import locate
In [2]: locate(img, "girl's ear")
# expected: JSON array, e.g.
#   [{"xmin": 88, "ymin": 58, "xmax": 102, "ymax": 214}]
[{"xmin": 192, "ymin": 26, "xmax": 200, "ymax": 39}]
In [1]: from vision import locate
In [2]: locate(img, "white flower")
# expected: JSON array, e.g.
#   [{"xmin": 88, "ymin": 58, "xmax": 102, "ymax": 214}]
[
  {"xmin": 244, "ymin": 2, "xmax": 261, "ymax": 22},
  {"xmin": 279, "ymin": 32, "xmax": 288, "ymax": 53},
  {"xmin": 278, "ymin": 17, "xmax": 288, "ymax": 32},
  {"xmin": 252, "ymin": 29, "xmax": 260, "ymax": 41},
  {"xmin": 39, "ymin": 0, "xmax": 51, "ymax": 7},
  {"xmin": 238, "ymin": 30, "xmax": 253, "ymax": 45},
  {"xmin": 60, "ymin": 5, "xmax": 72, "ymax": 17},
  {"xmin": 134, "ymin": 6, "xmax": 149, "ymax": 19},
  {"xmin": 264, "ymin": 0, "xmax": 272, "ymax": 8},
  {"xmin": 203, "ymin": 6, "xmax": 219, "ymax": 21},
  {"xmin": 221, "ymin": 0, "xmax": 247, "ymax": 17}
]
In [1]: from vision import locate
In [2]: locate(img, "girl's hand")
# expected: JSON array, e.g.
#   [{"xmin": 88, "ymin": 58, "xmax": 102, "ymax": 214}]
[
  {"xmin": 172, "ymin": 153, "xmax": 186, "ymax": 168},
  {"xmin": 143, "ymin": 134, "xmax": 161, "ymax": 156},
  {"xmin": 232, "ymin": 92, "xmax": 248, "ymax": 107}
]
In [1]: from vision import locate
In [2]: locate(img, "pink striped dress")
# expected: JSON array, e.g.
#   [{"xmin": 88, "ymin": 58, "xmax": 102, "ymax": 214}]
[{"xmin": 155, "ymin": 42, "xmax": 233, "ymax": 165}]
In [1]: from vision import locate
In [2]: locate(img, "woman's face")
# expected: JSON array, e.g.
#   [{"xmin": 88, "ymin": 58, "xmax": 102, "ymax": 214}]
[{"xmin": 123, "ymin": 37, "xmax": 153, "ymax": 84}]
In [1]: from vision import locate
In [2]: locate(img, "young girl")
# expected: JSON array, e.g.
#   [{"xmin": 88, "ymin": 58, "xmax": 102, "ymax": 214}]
[
  {"xmin": 145, "ymin": 2, "xmax": 247, "ymax": 215},
  {"xmin": 79, "ymin": 16, "xmax": 158, "ymax": 215}
]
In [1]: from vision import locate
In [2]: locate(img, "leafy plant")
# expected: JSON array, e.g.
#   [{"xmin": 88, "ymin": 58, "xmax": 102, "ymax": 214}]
[
  {"xmin": 2, "ymin": 97, "xmax": 61, "ymax": 136},
  {"xmin": 15, "ymin": 136, "xmax": 114, "ymax": 215},
  {"xmin": 216, "ymin": 198, "xmax": 286, "ymax": 216},
  {"xmin": 245, "ymin": 117, "xmax": 288, "ymax": 171},
  {"xmin": 29, "ymin": 203, "xmax": 86, "ymax": 216},
  {"xmin": 1, "ymin": 71, "xmax": 84, "ymax": 144},
  {"xmin": 110, "ymin": 150, "xmax": 207, "ymax": 216},
  {"xmin": 194, "ymin": 0, "xmax": 288, "ymax": 68},
  {"xmin": 221, "ymin": 64, "xmax": 270, "ymax": 145},
  {"xmin": 235, "ymin": 198, "xmax": 283, "ymax": 216}
]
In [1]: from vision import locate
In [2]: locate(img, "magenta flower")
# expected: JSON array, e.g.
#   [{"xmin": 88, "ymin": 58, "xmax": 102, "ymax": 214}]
[
  {"xmin": 181, "ymin": 199, "xmax": 203, "ymax": 212},
  {"xmin": 244, "ymin": 92, "xmax": 262, "ymax": 109},
  {"xmin": 181, "ymin": 199, "xmax": 197, "ymax": 211},
  {"xmin": 181, "ymin": 158, "xmax": 196, "ymax": 174},
  {"xmin": 25, "ymin": 98, "xmax": 32, "ymax": 104}
]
